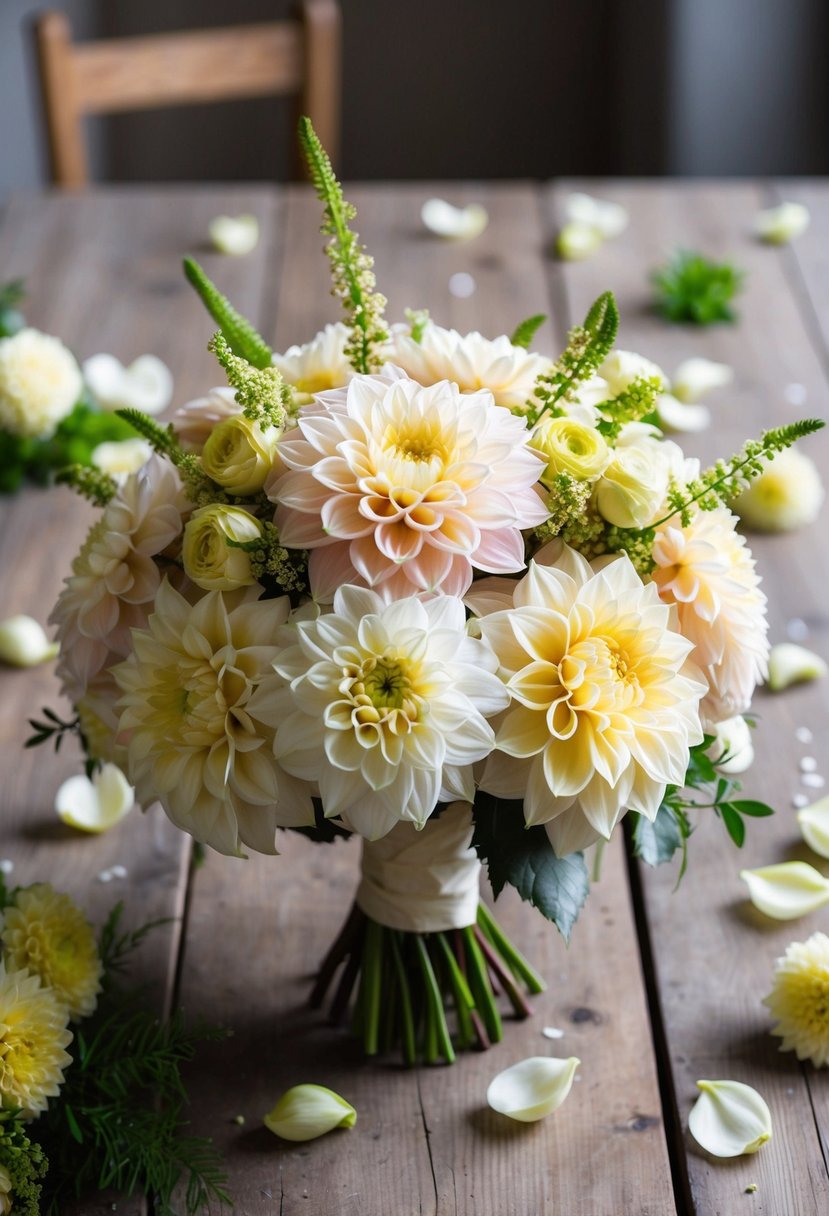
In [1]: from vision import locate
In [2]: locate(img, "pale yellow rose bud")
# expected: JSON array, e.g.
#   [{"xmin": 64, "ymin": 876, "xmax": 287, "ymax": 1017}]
[
  {"xmin": 264, "ymin": 1084, "xmax": 357, "ymax": 1142},
  {"xmin": 532, "ymin": 418, "xmax": 609, "ymax": 485},
  {"xmin": 201, "ymin": 414, "xmax": 281, "ymax": 495},
  {"xmin": 594, "ymin": 443, "xmax": 668, "ymax": 528},
  {"xmin": 182, "ymin": 504, "xmax": 263, "ymax": 591}
]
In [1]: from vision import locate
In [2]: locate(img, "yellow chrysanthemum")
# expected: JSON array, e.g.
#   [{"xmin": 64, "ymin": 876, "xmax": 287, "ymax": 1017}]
[
  {"xmin": 0, "ymin": 961, "xmax": 72, "ymax": 1117},
  {"xmin": 1, "ymin": 884, "xmax": 102, "ymax": 1021},
  {"xmin": 764, "ymin": 932, "xmax": 829, "ymax": 1067}
]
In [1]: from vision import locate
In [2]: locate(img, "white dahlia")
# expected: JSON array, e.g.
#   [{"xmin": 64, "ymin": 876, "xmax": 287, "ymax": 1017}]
[
  {"xmin": 113, "ymin": 579, "xmax": 314, "ymax": 856},
  {"xmin": 474, "ymin": 545, "xmax": 705, "ymax": 856},
  {"xmin": 270, "ymin": 585, "xmax": 509, "ymax": 840},
  {"xmin": 389, "ymin": 324, "xmax": 552, "ymax": 411},
  {"xmin": 270, "ymin": 369, "xmax": 548, "ymax": 601},
  {"xmin": 272, "ymin": 322, "xmax": 353, "ymax": 402},
  {"xmin": 0, "ymin": 327, "xmax": 82, "ymax": 439},
  {"xmin": 651, "ymin": 507, "xmax": 769, "ymax": 724},
  {"xmin": 50, "ymin": 454, "xmax": 187, "ymax": 694}
]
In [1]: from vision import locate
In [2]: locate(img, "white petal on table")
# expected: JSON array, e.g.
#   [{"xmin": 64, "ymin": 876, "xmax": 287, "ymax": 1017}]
[
  {"xmin": 754, "ymin": 201, "xmax": 810, "ymax": 244},
  {"xmin": 0, "ymin": 615, "xmax": 58, "ymax": 666},
  {"xmin": 83, "ymin": 352, "xmax": 173, "ymax": 415},
  {"xmin": 208, "ymin": 214, "xmax": 260, "ymax": 255},
  {"xmin": 487, "ymin": 1055, "xmax": 580, "ymax": 1123},
  {"xmin": 264, "ymin": 1084, "xmax": 357, "ymax": 1142},
  {"xmin": 671, "ymin": 357, "xmax": 733, "ymax": 403},
  {"xmin": 767, "ymin": 642, "xmax": 828, "ymax": 691},
  {"xmin": 656, "ymin": 392, "xmax": 712, "ymax": 434},
  {"xmin": 421, "ymin": 198, "xmax": 488, "ymax": 240},
  {"xmin": 55, "ymin": 763, "xmax": 135, "ymax": 833},
  {"xmin": 798, "ymin": 797, "xmax": 829, "ymax": 859},
  {"xmin": 689, "ymin": 1080, "xmax": 772, "ymax": 1157},
  {"xmin": 740, "ymin": 861, "xmax": 829, "ymax": 920},
  {"xmin": 565, "ymin": 192, "xmax": 629, "ymax": 238}
]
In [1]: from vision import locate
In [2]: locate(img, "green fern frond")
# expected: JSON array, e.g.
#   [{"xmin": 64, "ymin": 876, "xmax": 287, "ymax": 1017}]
[
  {"xmin": 510, "ymin": 313, "xmax": 546, "ymax": 348},
  {"xmin": 531, "ymin": 291, "xmax": 619, "ymax": 422},
  {"xmin": 54, "ymin": 463, "xmax": 117, "ymax": 506},
  {"xmin": 298, "ymin": 116, "xmax": 388, "ymax": 373},
  {"xmin": 183, "ymin": 257, "xmax": 273, "ymax": 369},
  {"xmin": 596, "ymin": 375, "xmax": 663, "ymax": 441}
]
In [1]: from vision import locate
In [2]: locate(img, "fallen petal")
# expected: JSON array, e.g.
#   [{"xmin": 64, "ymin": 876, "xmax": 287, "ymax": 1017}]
[
  {"xmin": 264, "ymin": 1084, "xmax": 356, "ymax": 1142},
  {"xmin": 798, "ymin": 797, "xmax": 829, "ymax": 860},
  {"xmin": 755, "ymin": 202, "xmax": 810, "ymax": 245},
  {"xmin": 689, "ymin": 1080, "xmax": 772, "ymax": 1157},
  {"xmin": 656, "ymin": 393, "xmax": 711, "ymax": 434},
  {"xmin": 671, "ymin": 357, "xmax": 733, "ymax": 403},
  {"xmin": 487, "ymin": 1056, "xmax": 580, "ymax": 1123},
  {"xmin": 556, "ymin": 222, "xmax": 603, "ymax": 261},
  {"xmin": 55, "ymin": 763, "xmax": 134, "ymax": 833},
  {"xmin": 565, "ymin": 192, "xmax": 628, "ymax": 239},
  {"xmin": 0, "ymin": 615, "xmax": 58, "ymax": 667},
  {"xmin": 421, "ymin": 198, "xmax": 488, "ymax": 241},
  {"xmin": 209, "ymin": 214, "xmax": 260, "ymax": 255},
  {"xmin": 740, "ymin": 861, "xmax": 829, "ymax": 920},
  {"xmin": 767, "ymin": 643, "xmax": 827, "ymax": 691}
]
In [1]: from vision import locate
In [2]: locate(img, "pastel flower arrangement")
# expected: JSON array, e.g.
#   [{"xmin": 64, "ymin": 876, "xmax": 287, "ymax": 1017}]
[{"xmin": 41, "ymin": 120, "xmax": 824, "ymax": 1065}]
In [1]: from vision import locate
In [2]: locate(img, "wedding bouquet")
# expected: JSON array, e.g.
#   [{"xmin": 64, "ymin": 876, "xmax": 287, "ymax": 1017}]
[{"xmin": 43, "ymin": 121, "xmax": 822, "ymax": 1065}]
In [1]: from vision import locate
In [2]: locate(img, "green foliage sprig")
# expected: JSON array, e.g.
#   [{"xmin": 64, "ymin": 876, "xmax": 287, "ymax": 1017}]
[
  {"xmin": 596, "ymin": 374, "xmax": 663, "ymax": 441},
  {"xmin": 0, "ymin": 1111, "xmax": 48, "ymax": 1216},
  {"xmin": 226, "ymin": 519, "xmax": 309, "ymax": 596},
  {"xmin": 25, "ymin": 707, "xmax": 82, "ymax": 755},
  {"xmin": 299, "ymin": 116, "xmax": 389, "ymax": 374},
  {"xmin": 0, "ymin": 279, "xmax": 26, "ymax": 338},
  {"xmin": 209, "ymin": 332, "xmax": 290, "ymax": 428},
  {"xmin": 54, "ymin": 462, "xmax": 117, "ymax": 506},
  {"xmin": 652, "ymin": 250, "xmax": 744, "ymax": 325},
  {"xmin": 0, "ymin": 402, "xmax": 137, "ymax": 496},
  {"xmin": 530, "ymin": 291, "xmax": 619, "ymax": 424},
  {"xmin": 510, "ymin": 313, "xmax": 546, "ymax": 349},
  {"xmin": 183, "ymin": 257, "xmax": 273, "ymax": 369},
  {"xmin": 404, "ymin": 307, "xmax": 430, "ymax": 343}
]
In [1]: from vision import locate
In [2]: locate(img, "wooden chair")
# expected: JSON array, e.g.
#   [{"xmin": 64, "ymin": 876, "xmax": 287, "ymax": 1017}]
[{"xmin": 34, "ymin": 3, "xmax": 341, "ymax": 188}]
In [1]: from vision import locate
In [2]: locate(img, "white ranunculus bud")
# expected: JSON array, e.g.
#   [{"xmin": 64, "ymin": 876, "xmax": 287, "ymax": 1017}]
[
  {"xmin": 201, "ymin": 414, "xmax": 282, "ymax": 495},
  {"xmin": 733, "ymin": 447, "xmax": 824, "ymax": 533},
  {"xmin": 688, "ymin": 1080, "xmax": 772, "ymax": 1157},
  {"xmin": 594, "ymin": 438, "xmax": 670, "ymax": 528},
  {"xmin": 208, "ymin": 214, "xmax": 260, "ymax": 256},
  {"xmin": 182, "ymin": 504, "xmax": 263, "ymax": 591},
  {"xmin": 0, "ymin": 327, "xmax": 82, "ymax": 438},
  {"xmin": 706, "ymin": 715, "xmax": 754, "ymax": 774},
  {"xmin": 0, "ymin": 615, "xmax": 59, "ymax": 666},
  {"xmin": 755, "ymin": 201, "xmax": 810, "ymax": 245},
  {"xmin": 264, "ymin": 1084, "xmax": 357, "ymax": 1142}
]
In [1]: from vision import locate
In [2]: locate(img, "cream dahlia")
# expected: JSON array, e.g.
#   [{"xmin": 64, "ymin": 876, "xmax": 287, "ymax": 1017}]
[
  {"xmin": 764, "ymin": 932, "xmax": 829, "ymax": 1067},
  {"xmin": 389, "ymin": 324, "xmax": 552, "ymax": 411},
  {"xmin": 270, "ymin": 585, "xmax": 509, "ymax": 840},
  {"xmin": 113, "ymin": 579, "xmax": 314, "ymax": 857},
  {"xmin": 50, "ymin": 454, "xmax": 187, "ymax": 693},
  {"xmin": 270, "ymin": 369, "xmax": 548, "ymax": 600},
  {"xmin": 474, "ymin": 544, "xmax": 705, "ymax": 856},
  {"xmin": 272, "ymin": 322, "xmax": 353, "ymax": 402},
  {"xmin": 0, "ymin": 961, "xmax": 72, "ymax": 1117},
  {"xmin": 651, "ymin": 506, "xmax": 769, "ymax": 724},
  {"xmin": 0, "ymin": 884, "xmax": 102, "ymax": 1021}
]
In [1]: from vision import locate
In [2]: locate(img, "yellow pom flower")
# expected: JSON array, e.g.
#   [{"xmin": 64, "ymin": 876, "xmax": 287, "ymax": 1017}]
[
  {"xmin": 763, "ymin": 932, "xmax": 829, "ymax": 1067},
  {"xmin": 1, "ymin": 884, "xmax": 102, "ymax": 1021},
  {"xmin": 531, "ymin": 418, "xmax": 609, "ymax": 485},
  {"xmin": 0, "ymin": 961, "xmax": 72, "ymax": 1116}
]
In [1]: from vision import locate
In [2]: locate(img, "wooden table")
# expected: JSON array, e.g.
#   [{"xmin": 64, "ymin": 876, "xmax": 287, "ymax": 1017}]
[{"xmin": 1, "ymin": 180, "xmax": 828, "ymax": 1216}]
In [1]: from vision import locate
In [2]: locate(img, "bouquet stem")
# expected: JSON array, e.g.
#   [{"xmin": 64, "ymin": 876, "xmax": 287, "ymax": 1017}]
[{"xmin": 311, "ymin": 901, "xmax": 546, "ymax": 1066}]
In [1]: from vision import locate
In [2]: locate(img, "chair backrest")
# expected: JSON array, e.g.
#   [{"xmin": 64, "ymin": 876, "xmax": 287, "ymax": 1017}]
[{"xmin": 34, "ymin": 2, "xmax": 341, "ymax": 188}]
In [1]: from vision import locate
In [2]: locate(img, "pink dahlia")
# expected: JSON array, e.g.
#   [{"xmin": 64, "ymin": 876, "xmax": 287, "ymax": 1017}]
[{"xmin": 269, "ymin": 369, "xmax": 548, "ymax": 600}]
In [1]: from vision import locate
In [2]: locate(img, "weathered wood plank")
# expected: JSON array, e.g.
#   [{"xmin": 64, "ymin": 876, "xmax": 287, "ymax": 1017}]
[
  {"xmin": 176, "ymin": 182, "xmax": 676, "ymax": 1215},
  {"xmin": 0, "ymin": 185, "xmax": 280, "ymax": 1214},
  {"xmin": 545, "ymin": 179, "xmax": 829, "ymax": 1213}
]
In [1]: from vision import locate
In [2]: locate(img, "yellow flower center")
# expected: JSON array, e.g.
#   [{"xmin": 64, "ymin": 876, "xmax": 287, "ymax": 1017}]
[
  {"xmin": 328, "ymin": 649, "xmax": 427, "ymax": 745},
  {"xmin": 384, "ymin": 418, "xmax": 449, "ymax": 466},
  {"xmin": 362, "ymin": 657, "xmax": 412, "ymax": 710}
]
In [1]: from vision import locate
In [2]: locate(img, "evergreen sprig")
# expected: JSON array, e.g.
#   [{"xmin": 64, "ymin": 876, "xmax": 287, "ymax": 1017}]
[
  {"xmin": 25, "ymin": 707, "xmax": 81, "ymax": 755},
  {"xmin": 596, "ymin": 375, "xmax": 663, "ymax": 441},
  {"xmin": 652, "ymin": 250, "xmax": 744, "ymax": 325},
  {"xmin": 209, "ymin": 332, "xmax": 290, "ymax": 428},
  {"xmin": 183, "ymin": 257, "xmax": 273, "ymax": 369},
  {"xmin": 510, "ymin": 313, "xmax": 546, "ymax": 349},
  {"xmin": 531, "ymin": 291, "xmax": 619, "ymax": 423},
  {"xmin": 298, "ymin": 116, "xmax": 389, "ymax": 374}
]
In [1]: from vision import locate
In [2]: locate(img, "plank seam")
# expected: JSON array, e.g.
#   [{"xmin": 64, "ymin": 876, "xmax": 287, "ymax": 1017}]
[
  {"xmin": 415, "ymin": 1070, "xmax": 440, "ymax": 1215},
  {"xmin": 768, "ymin": 180, "xmax": 829, "ymax": 387}
]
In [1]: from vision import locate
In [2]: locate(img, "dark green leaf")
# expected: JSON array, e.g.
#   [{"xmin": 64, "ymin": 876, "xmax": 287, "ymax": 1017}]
[
  {"xmin": 471, "ymin": 792, "xmax": 589, "ymax": 941},
  {"xmin": 730, "ymin": 799, "xmax": 775, "ymax": 818},
  {"xmin": 719, "ymin": 803, "xmax": 746, "ymax": 847},
  {"xmin": 651, "ymin": 250, "xmax": 744, "ymax": 326},
  {"xmin": 64, "ymin": 1104, "xmax": 84, "ymax": 1144},
  {"xmin": 510, "ymin": 313, "xmax": 546, "ymax": 348},
  {"xmin": 632, "ymin": 804, "xmax": 684, "ymax": 867}
]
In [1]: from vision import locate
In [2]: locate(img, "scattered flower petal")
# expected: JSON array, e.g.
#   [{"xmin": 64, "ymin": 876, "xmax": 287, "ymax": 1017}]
[
  {"xmin": 0, "ymin": 615, "xmax": 58, "ymax": 667},
  {"xmin": 795, "ymin": 726, "xmax": 814, "ymax": 744},
  {"xmin": 264, "ymin": 1084, "xmax": 357, "ymax": 1142},
  {"xmin": 755, "ymin": 202, "xmax": 810, "ymax": 245},
  {"xmin": 542, "ymin": 1026, "xmax": 564, "ymax": 1040},
  {"xmin": 689, "ymin": 1080, "xmax": 772, "ymax": 1157},
  {"xmin": 91, "ymin": 437, "xmax": 153, "ymax": 477},
  {"xmin": 733, "ymin": 448, "xmax": 824, "ymax": 533},
  {"xmin": 555, "ymin": 222, "xmax": 603, "ymax": 261},
  {"xmin": 0, "ymin": 860, "xmax": 13, "ymax": 876},
  {"xmin": 565, "ymin": 192, "xmax": 629, "ymax": 239},
  {"xmin": 671, "ymin": 357, "xmax": 733, "ymax": 404},
  {"xmin": 83, "ymin": 353, "xmax": 173, "ymax": 415},
  {"xmin": 706, "ymin": 715, "xmax": 754, "ymax": 774},
  {"xmin": 802, "ymin": 773, "xmax": 826, "ymax": 790},
  {"xmin": 792, "ymin": 793, "xmax": 810, "ymax": 809},
  {"xmin": 55, "ymin": 763, "xmax": 134, "ymax": 833},
  {"xmin": 448, "ymin": 271, "xmax": 476, "ymax": 298},
  {"xmin": 767, "ymin": 643, "xmax": 827, "ymax": 691},
  {"xmin": 784, "ymin": 383, "xmax": 807, "ymax": 407},
  {"xmin": 421, "ymin": 198, "xmax": 488, "ymax": 241},
  {"xmin": 801, "ymin": 757, "xmax": 818, "ymax": 773},
  {"xmin": 487, "ymin": 1056, "xmax": 580, "ymax": 1123},
  {"xmin": 208, "ymin": 214, "xmax": 260, "ymax": 256},
  {"xmin": 656, "ymin": 393, "xmax": 711, "ymax": 434},
  {"xmin": 764, "ymin": 931, "xmax": 829, "ymax": 1066},
  {"xmin": 740, "ymin": 861, "xmax": 829, "ymax": 920},
  {"xmin": 798, "ymin": 798, "xmax": 829, "ymax": 859}
]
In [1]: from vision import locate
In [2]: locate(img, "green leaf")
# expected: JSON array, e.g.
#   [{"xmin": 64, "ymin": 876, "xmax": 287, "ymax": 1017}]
[
  {"xmin": 718, "ymin": 803, "xmax": 746, "ymax": 847},
  {"xmin": 183, "ymin": 257, "xmax": 273, "ymax": 369},
  {"xmin": 632, "ymin": 804, "xmax": 684, "ymax": 867},
  {"xmin": 730, "ymin": 799, "xmax": 775, "ymax": 818},
  {"xmin": 471, "ymin": 793, "xmax": 589, "ymax": 941},
  {"xmin": 63, "ymin": 1104, "xmax": 84, "ymax": 1144},
  {"xmin": 510, "ymin": 313, "xmax": 546, "ymax": 348},
  {"xmin": 683, "ymin": 737, "xmax": 718, "ymax": 788},
  {"xmin": 651, "ymin": 250, "xmax": 744, "ymax": 325}
]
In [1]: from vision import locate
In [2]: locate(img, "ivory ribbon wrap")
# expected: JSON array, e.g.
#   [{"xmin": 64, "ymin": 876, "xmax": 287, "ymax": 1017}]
[{"xmin": 356, "ymin": 802, "xmax": 481, "ymax": 933}]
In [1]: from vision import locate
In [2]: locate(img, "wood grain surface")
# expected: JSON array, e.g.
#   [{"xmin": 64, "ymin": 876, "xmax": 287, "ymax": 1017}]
[{"xmin": 0, "ymin": 181, "xmax": 827, "ymax": 1216}]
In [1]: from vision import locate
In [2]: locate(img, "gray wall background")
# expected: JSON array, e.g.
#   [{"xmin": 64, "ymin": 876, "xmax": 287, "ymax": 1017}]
[{"xmin": 2, "ymin": 0, "xmax": 828, "ymax": 200}]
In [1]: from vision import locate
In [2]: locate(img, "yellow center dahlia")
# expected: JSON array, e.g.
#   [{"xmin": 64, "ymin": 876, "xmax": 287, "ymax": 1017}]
[
  {"xmin": 764, "ymin": 932, "xmax": 829, "ymax": 1067},
  {"xmin": 0, "ymin": 962, "xmax": 72, "ymax": 1117},
  {"xmin": 1, "ymin": 884, "xmax": 102, "ymax": 1021},
  {"xmin": 114, "ymin": 578, "xmax": 314, "ymax": 857},
  {"xmin": 474, "ymin": 543, "xmax": 705, "ymax": 856}
]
